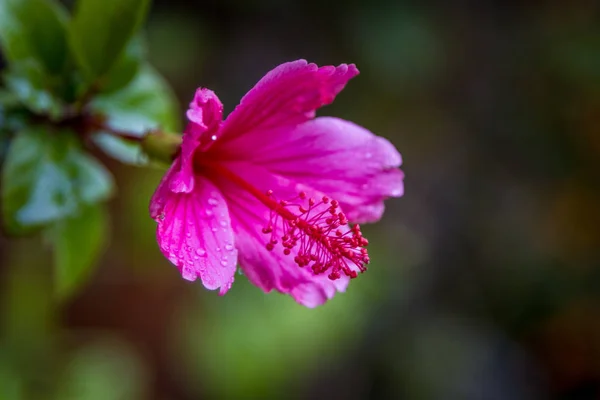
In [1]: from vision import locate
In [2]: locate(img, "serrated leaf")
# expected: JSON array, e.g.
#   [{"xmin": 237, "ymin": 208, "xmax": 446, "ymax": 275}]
[
  {"xmin": 0, "ymin": 0, "xmax": 69, "ymax": 74},
  {"xmin": 50, "ymin": 204, "xmax": 107, "ymax": 299},
  {"xmin": 1, "ymin": 127, "xmax": 114, "ymax": 233},
  {"xmin": 3, "ymin": 60, "xmax": 65, "ymax": 118},
  {"xmin": 69, "ymin": 0, "xmax": 150, "ymax": 80},
  {"xmin": 92, "ymin": 64, "xmax": 180, "ymax": 136}
]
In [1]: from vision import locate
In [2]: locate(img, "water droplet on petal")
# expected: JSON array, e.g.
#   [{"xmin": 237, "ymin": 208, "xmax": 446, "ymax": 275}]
[
  {"xmin": 211, "ymin": 135, "xmax": 217, "ymax": 141},
  {"xmin": 196, "ymin": 249, "xmax": 206, "ymax": 257},
  {"xmin": 182, "ymin": 267, "xmax": 196, "ymax": 281},
  {"xmin": 207, "ymin": 198, "xmax": 219, "ymax": 206},
  {"xmin": 219, "ymin": 220, "xmax": 227, "ymax": 227},
  {"xmin": 211, "ymin": 227, "xmax": 218, "ymax": 232},
  {"xmin": 205, "ymin": 209, "xmax": 214, "ymax": 217},
  {"xmin": 216, "ymin": 247, "xmax": 221, "ymax": 252},
  {"xmin": 224, "ymin": 244, "xmax": 234, "ymax": 251},
  {"xmin": 220, "ymin": 260, "xmax": 228, "ymax": 267}
]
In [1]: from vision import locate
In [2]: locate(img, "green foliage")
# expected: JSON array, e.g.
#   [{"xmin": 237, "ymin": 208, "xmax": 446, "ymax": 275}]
[
  {"xmin": 101, "ymin": 36, "xmax": 146, "ymax": 94},
  {"xmin": 1, "ymin": 127, "xmax": 114, "ymax": 233},
  {"xmin": 0, "ymin": 0, "xmax": 69, "ymax": 75},
  {"xmin": 0, "ymin": 0, "xmax": 180, "ymax": 299},
  {"xmin": 69, "ymin": 0, "xmax": 150, "ymax": 80},
  {"xmin": 91, "ymin": 64, "xmax": 181, "ymax": 165},
  {"xmin": 3, "ymin": 60, "xmax": 65, "ymax": 119},
  {"xmin": 92, "ymin": 64, "xmax": 181, "ymax": 134},
  {"xmin": 49, "ymin": 204, "xmax": 108, "ymax": 299}
]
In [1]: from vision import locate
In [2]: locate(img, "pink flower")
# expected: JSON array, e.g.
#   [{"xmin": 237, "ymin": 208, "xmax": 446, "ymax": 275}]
[{"xmin": 149, "ymin": 60, "xmax": 404, "ymax": 307}]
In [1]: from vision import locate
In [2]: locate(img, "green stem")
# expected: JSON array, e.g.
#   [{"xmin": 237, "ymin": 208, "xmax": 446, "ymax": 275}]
[{"xmin": 140, "ymin": 130, "xmax": 182, "ymax": 164}]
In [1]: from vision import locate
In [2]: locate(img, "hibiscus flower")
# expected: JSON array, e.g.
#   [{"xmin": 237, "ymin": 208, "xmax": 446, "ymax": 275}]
[{"xmin": 149, "ymin": 60, "xmax": 404, "ymax": 307}]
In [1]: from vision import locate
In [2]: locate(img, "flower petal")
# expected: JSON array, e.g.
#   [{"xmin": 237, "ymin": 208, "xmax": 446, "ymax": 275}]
[
  {"xmin": 213, "ymin": 117, "xmax": 404, "ymax": 223},
  {"xmin": 219, "ymin": 60, "xmax": 359, "ymax": 140},
  {"xmin": 212, "ymin": 161, "xmax": 352, "ymax": 307},
  {"xmin": 170, "ymin": 89, "xmax": 223, "ymax": 194},
  {"xmin": 151, "ymin": 173, "xmax": 237, "ymax": 295}
]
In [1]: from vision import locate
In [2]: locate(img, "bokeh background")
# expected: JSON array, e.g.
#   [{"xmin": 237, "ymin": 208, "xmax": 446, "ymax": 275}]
[{"xmin": 2, "ymin": 0, "xmax": 600, "ymax": 399}]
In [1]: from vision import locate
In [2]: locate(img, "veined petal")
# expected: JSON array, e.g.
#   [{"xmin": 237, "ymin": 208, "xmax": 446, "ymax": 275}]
[
  {"xmin": 212, "ymin": 161, "xmax": 355, "ymax": 307},
  {"xmin": 151, "ymin": 174, "xmax": 237, "ymax": 295},
  {"xmin": 219, "ymin": 60, "xmax": 359, "ymax": 140},
  {"xmin": 171, "ymin": 89, "xmax": 223, "ymax": 193},
  {"xmin": 214, "ymin": 117, "xmax": 404, "ymax": 223}
]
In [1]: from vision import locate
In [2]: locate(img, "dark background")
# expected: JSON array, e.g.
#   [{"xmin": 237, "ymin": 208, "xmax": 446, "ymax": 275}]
[{"xmin": 2, "ymin": 0, "xmax": 600, "ymax": 399}]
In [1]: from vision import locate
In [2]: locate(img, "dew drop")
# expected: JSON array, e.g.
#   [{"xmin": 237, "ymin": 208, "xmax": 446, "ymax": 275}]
[
  {"xmin": 211, "ymin": 135, "xmax": 217, "ymax": 141},
  {"xmin": 181, "ymin": 267, "xmax": 196, "ymax": 281},
  {"xmin": 205, "ymin": 209, "xmax": 214, "ymax": 217},
  {"xmin": 195, "ymin": 249, "xmax": 206, "ymax": 257},
  {"xmin": 219, "ymin": 220, "xmax": 227, "ymax": 227},
  {"xmin": 211, "ymin": 227, "xmax": 218, "ymax": 232},
  {"xmin": 224, "ymin": 244, "xmax": 234, "ymax": 251},
  {"xmin": 207, "ymin": 198, "xmax": 219, "ymax": 206},
  {"xmin": 216, "ymin": 247, "xmax": 221, "ymax": 252},
  {"xmin": 220, "ymin": 260, "xmax": 228, "ymax": 267}
]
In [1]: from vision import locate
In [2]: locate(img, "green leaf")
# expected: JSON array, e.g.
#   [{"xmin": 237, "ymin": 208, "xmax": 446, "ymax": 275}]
[
  {"xmin": 101, "ymin": 36, "xmax": 146, "ymax": 94},
  {"xmin": 0, "ymin": 0, "xmax": 69, "ymax": 74},
  {"xmin": 1, "ymin": 127, "xmax": 114, "ymax": 233},
  {"xmin": 90, "ymin": 64, "xmax": 180, "ymax": 163},
  {"xmin": 3, "ymin": 60, "xmax": 65, "ymax": 119},
  {"xmin": 50, "ymin": 204, "xmax": 107, "ymax": 299},
  {"xmin": 69, "ymin": 0, "xmax": 150, "ymax": 80},
  {"xmin": 91, "ymin": 133, "xmax": 148, "ymax": 165},
  {"xmin": 92, "ymin": 64, "xmax": 181, "ymax": 135}
]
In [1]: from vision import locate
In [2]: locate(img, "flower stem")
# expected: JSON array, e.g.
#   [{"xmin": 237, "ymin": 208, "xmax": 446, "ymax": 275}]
[{"xmin": 140, "ymin": 130, "xmax": 182, "ymax": 164}]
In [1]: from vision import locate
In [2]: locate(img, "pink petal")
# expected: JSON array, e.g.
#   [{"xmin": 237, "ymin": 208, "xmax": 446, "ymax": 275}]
[
  {"xmin": 219, "ymin": 60, "xmax": 359, "ymax": 140},
  {"xmin": 151, "ymin": 172, "xmax": 237, "ymax": 295},
  {"xmin": 212, "ymin": 117, "xmax": 404, "ymax": 223},
  {"xmin": 212, "ymin": 161, "xmax": 353, "ymax": 307},
  {"xmin": 170, "ymin": 89, "xmax": 224, "ymax": 193}
]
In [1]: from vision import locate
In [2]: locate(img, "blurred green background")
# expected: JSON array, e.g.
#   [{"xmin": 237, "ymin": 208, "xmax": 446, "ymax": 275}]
[{"xmin": 2, "ymin": 0, "xmax": 600, "ymax": 399}]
